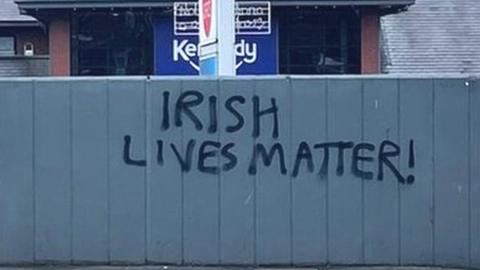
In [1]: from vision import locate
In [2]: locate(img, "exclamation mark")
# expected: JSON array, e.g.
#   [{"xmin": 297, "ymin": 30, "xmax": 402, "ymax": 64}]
[{"xmin": 406, "ymin": 139, "xmax": 415, "ymax": 184}]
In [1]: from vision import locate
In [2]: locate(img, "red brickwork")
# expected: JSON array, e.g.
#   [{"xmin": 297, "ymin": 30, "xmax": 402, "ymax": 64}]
[
  {"xmin": 361, "ymin": 7, "xmax": 380, "ymax": 74},
  {"xmin": 49, "ymin": 18, "xmax": 70, "ymax": 76}
]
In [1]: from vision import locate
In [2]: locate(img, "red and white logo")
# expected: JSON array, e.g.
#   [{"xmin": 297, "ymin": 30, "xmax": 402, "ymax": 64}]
[{"xmin": 202, "ymin": 0, "xmax": 212, "ymax": 38}]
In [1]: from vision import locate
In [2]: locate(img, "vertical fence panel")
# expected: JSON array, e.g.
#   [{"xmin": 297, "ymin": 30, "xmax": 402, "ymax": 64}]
[
  {"xmin": 326, "ymin": 78, "xmax": 363, "ymax": 264},
  {"xmin": 0, "ymin": 81, "xmax": 34, "ymax": 263},
  {"xmin": 146, "ymin": 80, "xmax": 183, "ymax": 264},
  {"xmin": 290, "ymin": 79, "xmax": 327, "ymax": 264},
  {"xmin": 219, "ymin": 79, "xmax": 255, "ymax": 264},
  {"xmin": 434, "ymin": 79, "xmax": 469, "ymax": 266},
  {"xmin": 255, "ymin": 79, "xmax": 291, "ymax": 264},
  {"xmin": 0, "ymin": 77, "xmax": 478, "ymax": 267},
  {"xmin": 398, "ymin": 79, "xmax": 434, "ymax": 264},
  {"xmin": 108, "ymin": 79, "xmax": 146, "ymax": 263},
  {"xmin": 363, "ymin": 79, "xmax": 399, "ymax": 264},
  {"xmin": 71, "ymin": 80, "xmax": 109, "ymax": 262},
  {"xmin": 181, "ymin": 80, "xmax": 220, "ymax": 264},
  {"xmin": 34, "ymin": 80, "xmax": 72, "ymax": 262},
  {"xmin": 471, "ymin": 79, "xmax": 480, "ymax": 268}
]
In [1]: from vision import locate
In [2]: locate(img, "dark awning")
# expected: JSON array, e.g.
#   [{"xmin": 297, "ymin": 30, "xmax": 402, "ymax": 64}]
[{"xmin": 15, "ymin": 0, "xmax": 414, "ymax": 9}]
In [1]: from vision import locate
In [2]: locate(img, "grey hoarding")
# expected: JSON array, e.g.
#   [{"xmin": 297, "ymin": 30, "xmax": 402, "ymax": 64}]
[{"xmin": 0, "ymin": 76, "xmax": 478, "ymax": 267}]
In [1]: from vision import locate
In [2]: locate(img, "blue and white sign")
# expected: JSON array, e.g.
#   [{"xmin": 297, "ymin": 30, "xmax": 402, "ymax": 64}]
[
  {"xmin": 154, "ymin": 2, "xmax": 277, "ymax": 76},
  {"xmin": 198, "ymin": 0, "xmax": 219, "ymax": 76}
]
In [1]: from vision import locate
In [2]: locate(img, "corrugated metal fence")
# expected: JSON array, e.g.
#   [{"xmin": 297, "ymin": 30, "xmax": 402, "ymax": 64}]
[{"xmin": 0, "ymin": 76, "xmax": 479, "ymax": 268}]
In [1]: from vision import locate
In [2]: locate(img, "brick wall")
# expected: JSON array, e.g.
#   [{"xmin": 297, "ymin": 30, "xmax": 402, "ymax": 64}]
[
  {"xmin": 361, "ymin": 7, "xmax": 380, "ymax": 74},
  {"xmin": 49, "ymin": 18, "xmax": 70, "ymax": 76}
]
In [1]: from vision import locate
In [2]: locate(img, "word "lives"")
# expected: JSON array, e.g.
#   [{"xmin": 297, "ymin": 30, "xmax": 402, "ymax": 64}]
[{"xmin": 124, "ymin": 136, "xmax": 416, "ymax": 184}]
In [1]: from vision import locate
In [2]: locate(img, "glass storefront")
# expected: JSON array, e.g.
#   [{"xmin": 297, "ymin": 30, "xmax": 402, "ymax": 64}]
[
  {"xmin": 71, "ymin": 10, "xmax": 154, "ymax": 76},
  {"xmin": 70, "ymin": 6, "xmax": 360, "ymax": 76},
  {"xmin": 278, "ymin": 7, "xmax": 361, "ymax": 74}
]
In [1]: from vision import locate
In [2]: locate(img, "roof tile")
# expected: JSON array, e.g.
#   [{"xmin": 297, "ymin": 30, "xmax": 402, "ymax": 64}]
[
  {"xmin": 381, "ymin": 0, "xmax": 480, "ymax": 75},
  {"xmin": 0, "ymin": 0, "xmax": 37, "ymax": 22}
]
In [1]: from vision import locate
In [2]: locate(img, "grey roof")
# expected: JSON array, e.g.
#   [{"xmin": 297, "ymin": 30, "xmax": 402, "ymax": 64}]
[
  {"xmin": 15, "ymin": 0, "xmax": 414, "ymax": 9},
  {"xmin": 0, "ymin": 0, "xmax": 37, "ymax": 24},
  {"xmin": 381, "ymin": 0, "xmax": 480, "ymax": 75}
]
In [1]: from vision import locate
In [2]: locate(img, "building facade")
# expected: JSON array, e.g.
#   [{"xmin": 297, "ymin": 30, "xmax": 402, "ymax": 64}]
[
  {"xmin": 0, "ymin": 0, "xmax": 49, "ymax": 76},
  {"xmin": 15, "ymin": 0, "xmax": 414, "ymax": 76}
]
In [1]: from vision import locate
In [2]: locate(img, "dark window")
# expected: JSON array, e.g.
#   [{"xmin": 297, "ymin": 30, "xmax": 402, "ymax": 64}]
[
  {"xmin": 71, "ymin": 11, "xmax": 153, "ymax": 76},
  {"xmin": 0, "ymin": 36, "xmax": 15, "ymax": 56},
  {"xmin": 278, "ymin": 7, "xmax": 361, "ymax": 75}
]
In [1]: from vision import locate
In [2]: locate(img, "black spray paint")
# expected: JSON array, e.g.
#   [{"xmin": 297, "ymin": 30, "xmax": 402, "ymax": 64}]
[
  {"xmin": 123, "ymin": 90, "xmax": 416, "ymax": 184},
  {"xmin": 164, "ymin": 90, "xmax": 278, "ymax": 139},
  {"xmin": 124, "ymin": 135, "xmax": 416, "ymax": 184}
]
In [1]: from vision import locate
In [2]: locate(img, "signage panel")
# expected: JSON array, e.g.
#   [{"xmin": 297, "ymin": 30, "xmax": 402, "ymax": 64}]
[
  {"xmin": 173, "ymin": 1, "xmax": 271, "ymax": 35},
  {"xmin": 198, "ymin": 0, "xmax": 216, "ymax": 45},
  {"xmin": 235, "ymin": 1, "xmax": 271, "ymax": 35},
  {"xmin": 198, "ymin": 0, "xmax": 219, "ymax": 75},
  {"xmin": 154, "ymin": 3, "xmax": 277, "ymax": 76}
]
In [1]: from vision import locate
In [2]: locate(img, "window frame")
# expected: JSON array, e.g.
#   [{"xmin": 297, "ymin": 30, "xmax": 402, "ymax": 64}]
[
  {"xmin": 277, "ymin": 7, "xmax": 361, "ymax": 75},
  {"xmin": 0, "ymin": 36, "xmax": 16, "ymax": 56}
]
